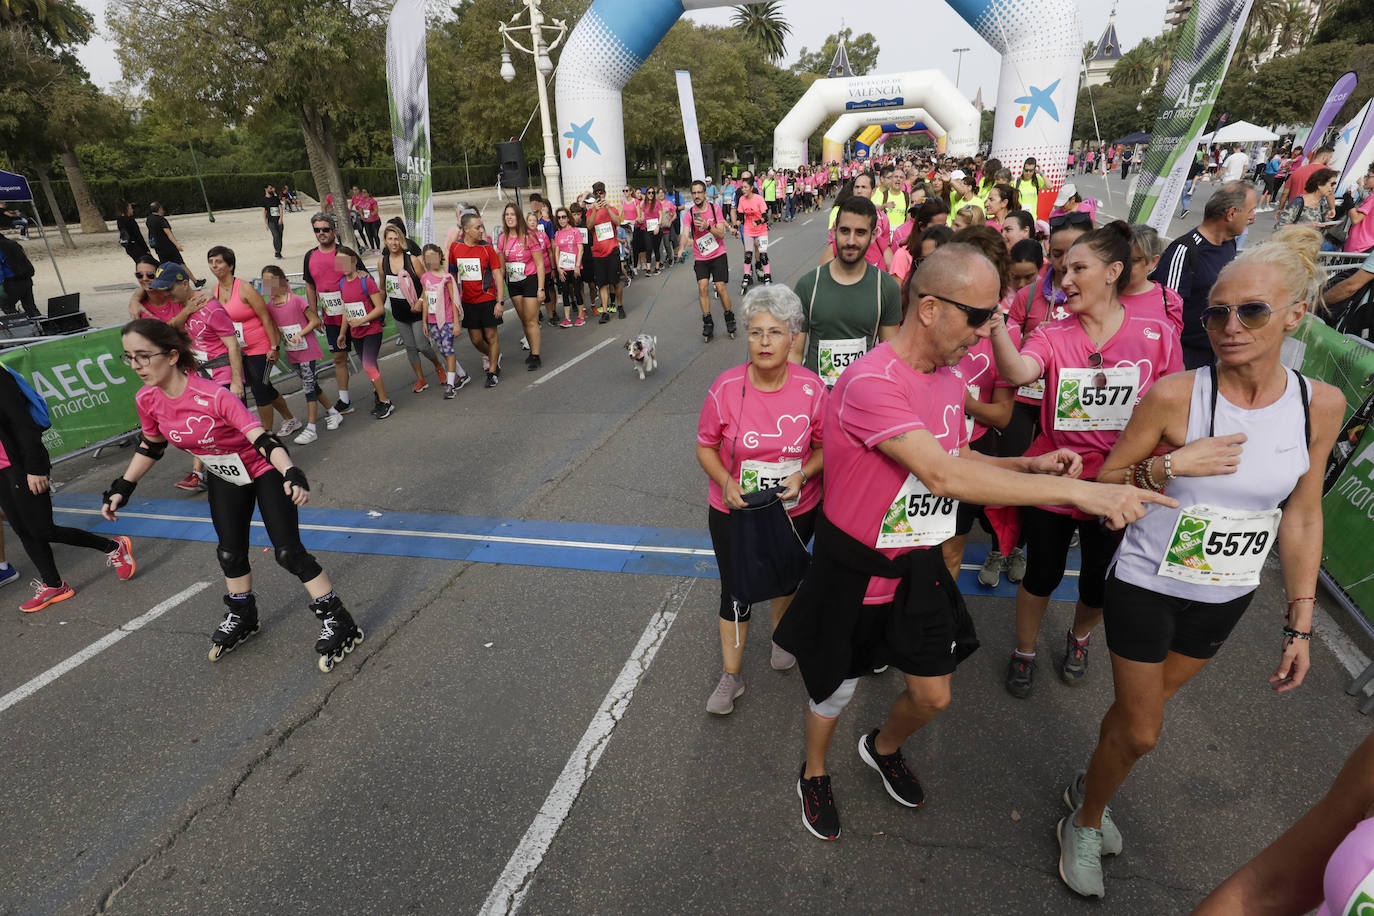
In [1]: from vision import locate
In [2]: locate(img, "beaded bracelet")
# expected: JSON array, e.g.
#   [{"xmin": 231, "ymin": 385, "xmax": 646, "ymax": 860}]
[
  {"xmin": 1282, "ymin": 626, "xmax": 1313, "ymax": 641},
  {"xmin": 1163, "ymin": 452, "xmax": 1176, "ymax": 482}
]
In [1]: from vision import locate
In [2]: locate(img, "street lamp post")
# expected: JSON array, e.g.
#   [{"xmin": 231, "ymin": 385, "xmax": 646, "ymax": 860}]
[
  {"xmin": 952, "ymin": 47, "xmax": 970, "ymax": 90},
  {"xmin": 500, "ymin": 0, "xmax": 567, "ymax": 208}
]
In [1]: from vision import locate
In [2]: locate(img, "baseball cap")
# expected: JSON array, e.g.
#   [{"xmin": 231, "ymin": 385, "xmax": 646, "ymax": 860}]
[
  {"xmin": 1053, "ymin": 183, "xmax": 1079, "ymax": 208},
  {"xmin": 148, "ymin": 262, "xmax": 191, "ymax": 290},
  {"xmin": 949, "ymin": 169, "xmax": 967, "ymax": 181}
]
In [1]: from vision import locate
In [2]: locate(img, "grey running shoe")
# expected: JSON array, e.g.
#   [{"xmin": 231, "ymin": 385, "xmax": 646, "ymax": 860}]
[
  {"xmin": 1060, "ymin": 632, "xmax": 1089, "ymax": 686},
  {"xmin": 277, "ymin": 417, "xmax": 303, "ymax": 437},
  {"xmin": 770, "ymin": 641, "xmax": 796, "ymax": 671},
  {"xmin": 1006, "ymin": 654, "xmax": 1036, "ymax": 698},
  {"xmin": 1063, "ymin": 770, "xmax": 1123, "ymax": 855},
  {"xmin": 1005, "ymin": 547, "xmax": 1027, "ymax": 583},
  {"xmin": 1057, "ymin": 812, "xmax": 1106, "ymax": 898},
  {"xmin": 978, "ymin": 549, "xmax": 1003, "ymax": 587},
  {"xmin": 706, "ymin": 672, "xmax": 744, "ymax": 715}
]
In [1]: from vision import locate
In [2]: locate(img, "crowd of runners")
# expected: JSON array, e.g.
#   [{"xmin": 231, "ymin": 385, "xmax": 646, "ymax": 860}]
[{"xmin": 0, "ymin": 143, "xmax": 1365, "ymax": 908}]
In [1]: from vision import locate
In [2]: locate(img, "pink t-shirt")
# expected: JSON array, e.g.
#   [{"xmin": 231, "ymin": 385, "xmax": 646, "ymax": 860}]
[
  {"xmin": 137, "ymin": 373, "xmax": 272, "ymax": 479},
  {"xmin": 659, "ymin": 201, "xmax": 676, "ymax": 229},
  {"xmin": 686, "ymin": 203, "xmax": 728, "ymax": 261},
  {"xmin": 737, "ymin": 194, "xmax": 768, "ymax": 237},
  {"xmin": 304, "ymin": 248, "xmax": 347, "ymax": 327},
  {"xmin": 891, "ymin": 220, "xmax": 914, "ymax": 250},
  {"xmin": 420, "ymin": 271, "xmax": 459, "ymax": 325},
  {"xmin": 890, "ymin": 246, "xmax": 914, "ymax": 287},
  {"xmin": 141, "ymin": 296, "xmax": 182, "ymax": 323},
  {"xmin": 498, "ymin": 232, "xmax": 539, "ymax": 276},
  {"xmin": 184, "ymin": 299, "xmax": 237, "ymax": 387},
  {"xmin": 1317, "ymin": 817, "xmax": 1374, "ymax": 916},
  {"xmin": 1344, "ymin": 195, "xmax": 1374, "ymax": 253},
  {"xmin": 824, "ymin": 342, "xmax": 970, "ymax": 603},
  {"xmin": 622, "ymin": 199, "xmax": 642, "ymax": 227},
  {"xmin": 1019, "ymin": 311, "xmax": 1182, "ymax": 511},
  {"xmin": 1120, "ymin": 281, "xmax": 1184, "ymax": 337},
  {"xmin": 957, "ymin": 329, "xmax": 1019, "ymax": 442},
  {"xmin": 0, "ymin": 440, "xmax": 9, "ymax": 471},
  {"xmin": 553, "ymin": 228, "xmax": 582, "ymax": 272},
  {"xmin": 340, "ymin": 274, "xmax": 383, "ymax": 338},
  {"xmin": 266, "ymin": 294, "xmax": 323, "ymax": 363},
  {"xmin": 697, "ymin": 364, "xmax": 826, "ymax": 515}
]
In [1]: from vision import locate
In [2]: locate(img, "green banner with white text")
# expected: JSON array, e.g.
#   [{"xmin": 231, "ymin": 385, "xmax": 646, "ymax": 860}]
[{"xmin": 2, "ymin": 327, "xmax": 143, "ymax": 459}]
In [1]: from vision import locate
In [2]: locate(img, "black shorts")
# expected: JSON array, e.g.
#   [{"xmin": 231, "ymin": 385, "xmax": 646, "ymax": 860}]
[
  {"xmin": 693, "ymin": 256, "xmax": 729, "ymax": 285},
  {"xmin": 1019, "ymin": 507, "xmax": 1119, "ymax": 608},
  {"xmin": 1102, "ymin": 571, "xmax": 1255, "ymax": 663},
  {"xmin": 460, "ymin": 298, "xmax": 503, "ymax": 330},
  {"xmin": 507, "ymin": 275, "xmax": 538, "ymax": 299},
  {"xmin": 592, "ymin": 254, "xmax": 620, "ymax": 288},
  {"xmin": 708, "ymin": 504, "xmax": 818, "ymax": 621},
  {"xmin": 154, "ymin": 246, "xmax": 184, "ymax": 266},
  {"xmin": 323, "ymin": 323, "xmax": 351, "ymax": 354}
]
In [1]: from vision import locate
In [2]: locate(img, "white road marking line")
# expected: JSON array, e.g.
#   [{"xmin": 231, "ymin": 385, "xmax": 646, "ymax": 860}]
[
  {"xmin": 0, "ymin": 582, "xmax": 211, "ymax": 716},
  {"xmin": 528, "ymin": 336, "xmax": 621, "ymax": 387},
  {"xmin": 53, "ymin": 507, "xmax": 717, "ymax": 558},
  {"xmin": 479, "ymin": 578, "xmax": 695, "ymax": 916},
  {"xmin": 1316, "ymin": 606, "xmax": 1369, "ymax": 679}
]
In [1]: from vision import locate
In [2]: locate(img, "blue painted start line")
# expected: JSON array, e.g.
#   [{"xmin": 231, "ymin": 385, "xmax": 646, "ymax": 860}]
[{"xmin": 49, "ymin": 494, "xmax": 1080, "ymax": 601}]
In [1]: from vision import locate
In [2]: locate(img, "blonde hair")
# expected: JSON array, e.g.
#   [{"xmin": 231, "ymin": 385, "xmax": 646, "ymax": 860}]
[{"xmin": 1215, "ymin": 224, "xmax": 1325, "ymax": 313}]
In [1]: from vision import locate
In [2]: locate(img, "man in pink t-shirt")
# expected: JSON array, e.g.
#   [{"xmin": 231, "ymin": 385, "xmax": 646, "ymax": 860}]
[{"xmin": 773, "ymin": 243, "xmax": 1175, "ymax": 842}]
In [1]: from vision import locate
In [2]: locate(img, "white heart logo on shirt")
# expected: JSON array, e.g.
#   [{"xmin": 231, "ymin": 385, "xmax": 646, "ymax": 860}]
[
  {"xmin": 934, "ymin": 403, "xmax": 963, "ymax": 444},
  {"xmin": 167, "ymin": 415, "xmax": 215, "ymax": 446},
  {"xmin": 962, "ymin": 350, "xmax": 992, "ymax": 385},
  {"xmin": 741, "ymin": 414, "xmax": 810, "ymax": 449},
  {"xmin": 1111, "ymin": 358, "xmax": 1151, "ymax": 384}
]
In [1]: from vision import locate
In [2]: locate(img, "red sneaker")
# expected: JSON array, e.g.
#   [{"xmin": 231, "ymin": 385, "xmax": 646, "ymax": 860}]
[
  {"xmin": 106, "ymin": 535, "xmax": 136, "ymax": 581},
  {"xmin": 21, "ymin": 580, "xmax": 75, "ymax": 613},
  {"xmin": 174, "ymin": 471, "xmax": 203, "ymax": 491}
]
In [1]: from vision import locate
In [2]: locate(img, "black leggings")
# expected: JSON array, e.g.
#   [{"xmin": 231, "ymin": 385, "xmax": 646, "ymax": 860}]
[
  {"xmin": 708, "ymin": 504, "xmax": 818, "ymax": 621},
  {"xmin": 242, "ymin": 353, "xmax": 281, "ymax": 408},
  {"xmin": 207, "ymin": 469, "xmax": 321, "ymax": 583},
  {"xmin": 0, "ymin": 467, "xmax": 117, "ymax": 587},
  {"xmin": 1019, "ymin": 507, "xmax": 1118, "ymax": 609},
  {"xmin": 363, "ymin": 219, "xmax": 382, "ymax": 250}
]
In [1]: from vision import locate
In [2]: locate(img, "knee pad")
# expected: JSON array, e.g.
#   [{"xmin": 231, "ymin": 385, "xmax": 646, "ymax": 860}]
[
  {"xmin": 758, "ymin": 252, "xmax": 770, "ymax": 267},
  {"xmin": 217, "ymin": 546, "xmax": 251, "ymax": 578},
  {"xmin": 809, "ymin": 678, "xmax": 859, "ymax": 719},
  {"xmin": 744, "ymin": 250, "xmax": 754, "ymax": 265},
  {"xmin": 274, "ymin": 545, "xmax": 323, "ymax": 582}
]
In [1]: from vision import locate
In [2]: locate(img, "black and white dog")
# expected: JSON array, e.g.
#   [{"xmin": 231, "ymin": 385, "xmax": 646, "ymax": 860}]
[{"xmin": 626, "ymin": 333, "xmax": 658, "ymax": 380}]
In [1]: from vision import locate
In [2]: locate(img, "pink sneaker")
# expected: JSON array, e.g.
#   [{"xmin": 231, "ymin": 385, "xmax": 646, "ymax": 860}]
[
  {"xmin": 21, "ymin": 580, "xmax": 74, "ymax": 613},
  {"xmin": 560, "ymin": 317, "xmax": 574, "ymax": 328},
  {"xmin": 574, "ymin": 315, "xmax": 586, "ymax": 327},
  {"xmin": 106, "ymin": 535, "xmax": 136, "ymax": 581}
]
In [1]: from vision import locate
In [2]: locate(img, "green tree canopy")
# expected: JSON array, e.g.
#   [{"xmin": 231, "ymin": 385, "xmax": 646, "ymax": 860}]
[
  {"xmin": 793, "ymin": 28, "xmax": 879, "ymax": 76},
  {"xmin": 1312, "ymin": 0, "xmax": 1374, "ymax": 46},
  {"xmin": 1215, "ymin": 39, "xmax": 1374, "ymax": 128}
]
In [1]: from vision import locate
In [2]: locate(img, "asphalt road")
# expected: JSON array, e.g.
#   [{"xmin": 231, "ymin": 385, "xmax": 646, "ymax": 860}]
[{"xmin": 1, "ymin": 207, "xmax": 1370, "ymax": 916}]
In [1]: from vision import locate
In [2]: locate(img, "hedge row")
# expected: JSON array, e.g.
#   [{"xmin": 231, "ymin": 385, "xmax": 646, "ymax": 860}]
[{"xmin": 25, "ymin": 161, "xmax": 535, "ymax": 224}]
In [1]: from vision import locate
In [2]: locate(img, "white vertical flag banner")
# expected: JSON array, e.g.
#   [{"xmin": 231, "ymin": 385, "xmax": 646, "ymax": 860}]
[
  {"xmin": 675, "ymin": 70, "xmax": 706, "ymax": 182},
  {"xmin": 386, "ymin": 0, "xmax": 434, "ymax": 246}
]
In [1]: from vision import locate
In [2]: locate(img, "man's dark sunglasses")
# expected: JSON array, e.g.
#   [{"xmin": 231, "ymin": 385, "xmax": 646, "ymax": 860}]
[
  {"xmin": 919, "ymin": 291, "xmax": 997, "ymax": 327},
  {"xmin": 313, "ymin": 226, "xmax": 334, "ymax": 234},
  {"xmin": 1048, "ymin": 211, "xmax": 1093, "ymax": 230}
]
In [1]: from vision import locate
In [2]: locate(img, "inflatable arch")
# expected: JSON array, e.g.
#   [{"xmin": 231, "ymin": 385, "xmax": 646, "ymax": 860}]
[
  {"xmin": 774, "ymin": 71, "xmax": 977, "ymax": 167},
  {"xmin": 821, "ymin": 108, "xmax": 948, "ymax": 164},
  {"xmin": 857, "ymin": 124, "xmax": 948, "ymax": 159},
  {"xmin": 554, "ymin": 0, "xmax": 1081, "ymax": 204}
]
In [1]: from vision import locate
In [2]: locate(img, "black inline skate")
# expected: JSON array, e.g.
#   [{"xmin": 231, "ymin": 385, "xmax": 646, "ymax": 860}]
[
  {"xmin": 723, "ymin": 309, "xmax": 737, "ymax": 339},
  {"xmin": 209, "ymin": 593, "xmax": 260, "ymax": 661},
  {"xmin": 311, "ymin": 593, "xmax": 364, "ymax": 673},
  {"xmin": 740, "ymin": 273, "xmax": 752, "ymax": 298},
  {"xmin": 702, "ymin": 314, "xmax": 715, "ymax": 343}
]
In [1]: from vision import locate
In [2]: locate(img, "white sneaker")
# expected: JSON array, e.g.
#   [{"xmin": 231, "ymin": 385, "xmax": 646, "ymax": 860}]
[
  {"xmin": 277, "ymin": 417, "xmax": 303, "ymax": 437},
  {"xmin": 520, "ymin": 336, "xmax": 531, "ymax": 350},
  {"xmin": 325, "ymin": 412, "xmax": 343, "ymax": 431}
]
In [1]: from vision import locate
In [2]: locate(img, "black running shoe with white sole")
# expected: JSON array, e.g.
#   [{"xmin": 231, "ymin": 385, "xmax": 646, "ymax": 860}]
[
  {"xmin": 858, "ymin": 729, "xmax": 925, "ymax": 808},
  {"xmin": 797, "ymin": 767, "xmax": 841, "ymax": 840}
]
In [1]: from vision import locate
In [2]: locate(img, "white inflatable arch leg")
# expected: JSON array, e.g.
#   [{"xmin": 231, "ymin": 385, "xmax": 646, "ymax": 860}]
[{"xmin": 945, "ymin": 0, "xmax": 1082, "ymax": 190}]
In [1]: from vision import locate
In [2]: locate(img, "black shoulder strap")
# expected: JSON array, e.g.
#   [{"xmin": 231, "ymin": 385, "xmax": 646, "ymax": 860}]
[
  {"xmin": 1207, "ymin": 365, "xmax": 1218, "ymax": 437},
  {"xmin": 1209, "ymin": 365, "xmax": 1311, "ymax": 446}
]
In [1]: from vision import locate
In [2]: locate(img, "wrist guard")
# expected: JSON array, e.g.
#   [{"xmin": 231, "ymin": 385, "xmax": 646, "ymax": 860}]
[
  {"xmin": 284, "ymin": 466, "xmax": 309, "ymax": 492},
  {"xmin": 252, "ymin": 431, "xmax": 288, "ymax": 464},
  {"xmin": 103, "ymin": 477, "xmax": 136, "ymax": 509}
]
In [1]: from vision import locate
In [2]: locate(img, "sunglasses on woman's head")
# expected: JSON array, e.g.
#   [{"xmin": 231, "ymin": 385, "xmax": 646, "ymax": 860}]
[
  {"xmin": 1200, "ymin": 301, "xmax": 1296, "ymax": 332},
  {"xmin": 1048, "ymin": 211, "xmax": 1093, "ymax": 230}
]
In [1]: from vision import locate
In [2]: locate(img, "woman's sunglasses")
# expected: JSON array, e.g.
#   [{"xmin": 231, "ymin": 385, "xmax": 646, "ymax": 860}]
[
  {"xmin": 134, "ymin": 271, "xmax": 156, "ymax": 280},
  {"xmin": 1200, "ymin": 301, "xmax": 1296, "ymax": 332},
  {"xmin": 1048, "ymin": 211, "xmax": 1093, "ymax": 230}
]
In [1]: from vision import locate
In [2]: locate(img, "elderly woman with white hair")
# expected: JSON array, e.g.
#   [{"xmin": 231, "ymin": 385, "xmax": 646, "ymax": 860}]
[{"xmin": 696, "ymin": 285, "xmax": 827, "ymax": 715}]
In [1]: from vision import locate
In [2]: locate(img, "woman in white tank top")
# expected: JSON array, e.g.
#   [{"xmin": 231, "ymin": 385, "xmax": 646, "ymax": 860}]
[{"xmin": 1051, "ymin": 226, "xmax": 1345, "ymax": 898}]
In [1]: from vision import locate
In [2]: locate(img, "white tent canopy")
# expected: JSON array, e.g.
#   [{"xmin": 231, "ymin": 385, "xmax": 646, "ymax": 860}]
[{"xmin": 1199, "ymin": 120, "xmax": 1279, "ymax": 144}]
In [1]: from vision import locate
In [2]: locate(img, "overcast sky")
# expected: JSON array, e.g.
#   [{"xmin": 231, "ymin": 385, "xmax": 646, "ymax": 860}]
[{"xmin": 78, "ymin": 0, "xmax": 1169, "ymax": 101}]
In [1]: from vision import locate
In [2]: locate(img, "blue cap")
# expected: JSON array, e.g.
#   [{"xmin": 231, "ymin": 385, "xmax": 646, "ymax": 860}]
[{"xmin": 148, "ymin": 262, "xmax": 191, "ymax": 289}]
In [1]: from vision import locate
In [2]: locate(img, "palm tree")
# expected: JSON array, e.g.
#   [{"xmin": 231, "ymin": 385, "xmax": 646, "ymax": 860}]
[
  {"xmin": 731, "ymin": 2, "xmax": 791, "ymax": 63},
  {"xmin": 0, "ymin": 0, "xmax": 93, "ymax": 47},
  {"xmin": 1274, "ymin": 0, "xmax": 1312, "ymax": 54},
  {"xmin": 1109, "ymin": 53, "xmax": 1152, "ymax": 89}
]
